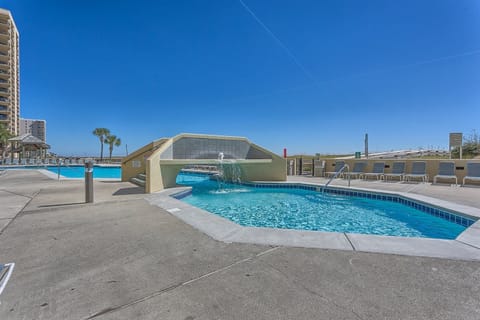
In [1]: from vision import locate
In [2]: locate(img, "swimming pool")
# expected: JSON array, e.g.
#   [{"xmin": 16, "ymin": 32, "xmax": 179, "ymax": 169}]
[
  {"xmin": 176, "ymin": 172, "xmax": 474, "ymax": 240},
  {"xmin": 0, "ymin": 165, "xmax": 121, "ymax": 179}
]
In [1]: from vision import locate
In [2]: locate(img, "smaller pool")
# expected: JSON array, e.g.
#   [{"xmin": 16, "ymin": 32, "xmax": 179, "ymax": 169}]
[
  {"xmin": 0, "ymin": 165, "xmax": 121, "ymax": 179},
  {"xmin": 176, "ymin": 172, "xmax": 474, "ymax": 239}
]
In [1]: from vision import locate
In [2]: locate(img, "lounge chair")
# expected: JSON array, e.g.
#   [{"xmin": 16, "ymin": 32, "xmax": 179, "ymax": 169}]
[
  {"xmin": 433, "ymin": 162, "xmax": 457, "ymax": 185},
  {"xmin": 361, "ymin": 162, "xmax": 385, "ymax": 180},
  {"xmin": 20, "ymin": 159, "xmax": 26, "ymax": 165},
  {"xmin": 343, "ymin": 162, "xmax": 366, "ymax": 179},
  {"xmin": 4, "ymin": 158, "xmax": 11, "ymax": 165},
  {"xmin": 463, "ymin": 162, "xmax": 480, "ymax": 186},
  {"xmin": 383, "ymin": 162, "xmax": 405, "ymax": 181},
  {"xmin": 325, "ymin": 161, "xmax": 346, "ymax": 178},
  {"xmin": 404, "ymin": 161, "xmax": 428, "ymax": 182},
  {"xmin": 0, "ymin": 262, "xmax": 15, "ymax": 298}
]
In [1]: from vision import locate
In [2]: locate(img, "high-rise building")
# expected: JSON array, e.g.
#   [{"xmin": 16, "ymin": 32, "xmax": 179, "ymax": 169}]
[
  {"xmin": 20, "ymin": 118, "xmax": 46, "ymax": 142},
  {"xmin": 0, "ymin": 8, "xmax": 19, "ymax": 136}
]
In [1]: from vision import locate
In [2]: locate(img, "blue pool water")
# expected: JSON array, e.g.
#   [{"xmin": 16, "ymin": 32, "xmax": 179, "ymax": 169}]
[
  {"xmin": 177, "ymin": 173, "xmax": 468, "ymax": 239},
  {"xmin": 0, "ymin": 165, "xmax": 121, "ymax": 179}
]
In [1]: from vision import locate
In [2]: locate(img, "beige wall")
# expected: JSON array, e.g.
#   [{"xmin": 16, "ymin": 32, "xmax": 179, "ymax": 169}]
[
  {"xmin": 121, "ymin": 138, "xmax": 168, "ymax": 183},
  {"xmin": 147, "ymin": 158, "xmax": 287, "ymax": 192},
  {"xmin": 320, "ymin": 158, "xmax": 480, "ymax": 183},
  {"xmin": 145, "ymin": 139, "xmax": 174, "ymax": 193},
  {"xmin": 124, "ymin": 134, "xmax": 288, "ymax": 193},
  {"xmin": 241, "ymin": 158, "xmax": 286, "ymax": 182}
]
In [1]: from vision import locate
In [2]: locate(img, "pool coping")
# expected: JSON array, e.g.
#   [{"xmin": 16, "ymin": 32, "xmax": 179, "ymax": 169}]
[{"xmin": 146, "ymin": 183, "xmax": 480, "ymax": 261}]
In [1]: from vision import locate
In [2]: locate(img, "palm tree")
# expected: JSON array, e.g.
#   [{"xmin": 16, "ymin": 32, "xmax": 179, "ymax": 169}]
[
  {"xmin": 104, "ymin": 134, "xmax": 121, "ymax": 160},
  {"xmin": 92, "ymin": 128, "xmax": 110, "ymax": 161},
  {"xmin": 0, "ymin": 123, "xmax": 13, "ymax": 161}
]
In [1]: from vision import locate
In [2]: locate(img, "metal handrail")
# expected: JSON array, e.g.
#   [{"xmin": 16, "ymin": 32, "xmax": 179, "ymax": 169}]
[{"xmin": 324, "ymin": 164, "xmax": 350, "ymax": 190}]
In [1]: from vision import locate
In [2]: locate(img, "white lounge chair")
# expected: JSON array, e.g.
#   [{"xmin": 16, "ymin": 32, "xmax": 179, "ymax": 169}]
[
  {"xmin": 343, "ymin": 162, "xmax": 366, "ymax": 179},
  {"xmin": 463, "ymin": 162, "xmax": 480, "ymax": 186},
  {"xmin": 383, "ymin": 162, "xmax": 405, "ymax": 181},
  {"xmin": 361, "ymin": 162, "xmax": 385, "ymax": 180},
  {"xmin": 404, "ymin": 161, "xmax": 428, "ymax": 182},
  {"xmin": 325, "ymin": 161, "xmax": 346, "ymax": 178},
  {"xmin": 434, "ymin": 162, "xmax": 457, "ymax": 185}
]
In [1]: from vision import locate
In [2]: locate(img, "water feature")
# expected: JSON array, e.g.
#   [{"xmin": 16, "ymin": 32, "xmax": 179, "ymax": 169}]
[{"xmin": 213, "ymin": 152, "xmax": 243, "ymax": 191}]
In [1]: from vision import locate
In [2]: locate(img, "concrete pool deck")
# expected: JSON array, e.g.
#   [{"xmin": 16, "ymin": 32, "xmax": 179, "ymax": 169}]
[
  {"xmin": 1, "ymin": 170, "xmax": 480, "ymax": 319},
  {"xmin": 148, "ymin": 177, "xmax": 480, "ymax": 261}
]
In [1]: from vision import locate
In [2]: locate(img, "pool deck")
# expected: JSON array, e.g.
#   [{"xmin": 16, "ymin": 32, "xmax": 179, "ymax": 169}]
[
  {"xmin": 149, "ymin": 176, "xmax": 480, "ymax": 261},
  {"xmin": 1, "ymin": 170, "xmax": 480, "ymax": 319}
]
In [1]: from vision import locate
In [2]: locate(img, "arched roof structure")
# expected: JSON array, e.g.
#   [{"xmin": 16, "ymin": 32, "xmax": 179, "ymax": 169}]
[{"xmin": 121, "ymin": 133, "xmax": 286, "ymax": 193}]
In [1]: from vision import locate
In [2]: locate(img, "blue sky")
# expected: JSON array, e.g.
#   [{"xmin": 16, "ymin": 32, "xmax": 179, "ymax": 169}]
[{"xmin": 2, "ymin": 0, "xmax": 480, "ymax": 156}]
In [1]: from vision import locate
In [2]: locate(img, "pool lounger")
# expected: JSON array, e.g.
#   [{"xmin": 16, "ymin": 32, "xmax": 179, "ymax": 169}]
[
  {"xmin": 463, "ymin": 162, "xmax": 480, "ymax": 186},
  {"xmin": 0, "ymin": 263, "xmax": 15, "ymax": 298}
]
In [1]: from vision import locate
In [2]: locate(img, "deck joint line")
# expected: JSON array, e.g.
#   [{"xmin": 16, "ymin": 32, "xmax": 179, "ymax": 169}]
[
  {"xmin": 84, "ymin": 246, "xmax": 280, "ymax": 319},
  {"xmin": 0, "ymin": 189, "xmax": 40, "ymax": 235},
  {"xmin": 344, "ymin": 233, "xmax": 356, "ymax": 251},
  {"xmin": 455, "ymin": 239, "xmax": 480, "ymax": 250}
]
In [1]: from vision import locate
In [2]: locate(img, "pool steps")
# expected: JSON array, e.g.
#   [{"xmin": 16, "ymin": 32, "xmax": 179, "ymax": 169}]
[{"xmin": 130, "ymin": 173, "xmax": 146, "ymax": 187}]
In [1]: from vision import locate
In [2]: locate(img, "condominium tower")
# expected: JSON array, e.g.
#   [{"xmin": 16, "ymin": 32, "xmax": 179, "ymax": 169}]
[
  {"xmin": 0, "ymin": 8, "xmax": 19, "ymax": 136},
  {"xmin": 20, "ymin": 118, "xmax": 46, "ymax": 142}
]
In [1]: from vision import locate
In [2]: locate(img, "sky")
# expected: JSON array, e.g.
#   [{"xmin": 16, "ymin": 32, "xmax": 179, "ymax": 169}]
[{"xmin": 1, "ymin": 0, "xmax": 480, "ymax": 156}]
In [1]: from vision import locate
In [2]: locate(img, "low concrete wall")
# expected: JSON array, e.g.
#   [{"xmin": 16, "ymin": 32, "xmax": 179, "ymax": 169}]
[
  {"xmin": 121, "ymin": 138, "xmax": 168, "ymax": 183},
  {"xmin": 145, "ymin": 139, "xmax": 174, "ymax": 193},
  {"xmin": 320, "ymin": 158, "xmax": 480, "ymax": 184}
]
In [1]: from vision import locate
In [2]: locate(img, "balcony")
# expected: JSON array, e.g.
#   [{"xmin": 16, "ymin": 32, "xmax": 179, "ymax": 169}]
[
  {"xmin": 0, "ymin": 88, "xmax": 9, "ymax": 97},
  {"xmin": 0, "ymin": 61, "xmax": 9, "ymax": 71}
]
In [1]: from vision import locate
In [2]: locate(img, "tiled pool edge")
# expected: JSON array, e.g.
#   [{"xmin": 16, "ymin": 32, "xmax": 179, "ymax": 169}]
[
  {"xmin": 146, "ymin": 185, "xmax": 480, "ymax": 261},
  {"xmin": 242, "ymin": 181, "xmax": 478, "ymax": 227}
]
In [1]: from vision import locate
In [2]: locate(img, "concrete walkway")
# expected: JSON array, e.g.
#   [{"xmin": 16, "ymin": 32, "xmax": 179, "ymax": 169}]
[{"xmin": 1, "ymin": 171, "xmax": 479, "ymax": 319}]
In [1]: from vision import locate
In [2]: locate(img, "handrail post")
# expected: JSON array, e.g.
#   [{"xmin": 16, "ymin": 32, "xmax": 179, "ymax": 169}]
[{"xmin": 324, "ymin": 164, "xmax": 349, "ymax": 190}]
